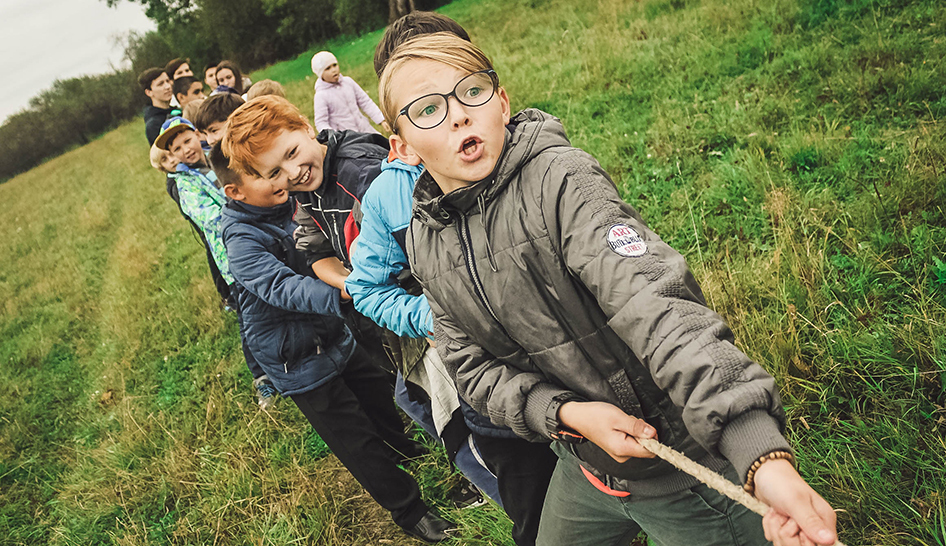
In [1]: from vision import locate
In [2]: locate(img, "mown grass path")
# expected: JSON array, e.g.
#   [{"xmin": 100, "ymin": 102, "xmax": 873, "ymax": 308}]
[{"xmin": 2, "ymin": 0, "xmax": 945, "ymax": 544}]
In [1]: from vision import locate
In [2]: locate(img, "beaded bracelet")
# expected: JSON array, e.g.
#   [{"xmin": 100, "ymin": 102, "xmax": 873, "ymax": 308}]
[{"xmin": 743, "ymin": 450, "xmax": 795, "ymax": 495}]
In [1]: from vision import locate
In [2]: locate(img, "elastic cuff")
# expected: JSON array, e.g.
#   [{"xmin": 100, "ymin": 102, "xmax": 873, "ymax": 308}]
[
  {"xmin": 523, "ymin": 383, "xmax": 574, "ymax": 438},
  {"xmin": 718, "ymin": 409, "xmax": 793, "ymax": 483}
]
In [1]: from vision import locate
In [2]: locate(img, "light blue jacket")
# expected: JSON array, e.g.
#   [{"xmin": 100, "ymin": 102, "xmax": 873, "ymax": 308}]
[{"xmin": 346, "ymin": 158, "xmax": 433, "ymax": 339}]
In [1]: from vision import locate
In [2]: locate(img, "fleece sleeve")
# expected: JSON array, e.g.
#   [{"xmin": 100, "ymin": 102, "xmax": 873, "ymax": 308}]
[
  {"xmin": 313, "ymin": 92, "xmax": 331, "ymax": 132},
  {"xmin": 542, "ymin": 149, "xmax": 790, "ymax": 481},
  {"xmin": 350, "ymin": 78, "xmax": 385, "ymax": 125}
]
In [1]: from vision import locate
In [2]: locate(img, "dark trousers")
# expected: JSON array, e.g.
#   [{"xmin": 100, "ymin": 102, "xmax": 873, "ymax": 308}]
[
  {"xmin": 473, "ymin": 434, "xmax": 558, "ymax": 546},
  {"xmin": 291, "ymin": 346, "xmax": 429, "ymax": 528}
]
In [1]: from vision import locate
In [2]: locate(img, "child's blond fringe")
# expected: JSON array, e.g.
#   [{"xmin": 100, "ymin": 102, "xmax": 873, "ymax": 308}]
[{"xmin": 637, "ymin": 438, "xmax": 847, "ymax": 546}]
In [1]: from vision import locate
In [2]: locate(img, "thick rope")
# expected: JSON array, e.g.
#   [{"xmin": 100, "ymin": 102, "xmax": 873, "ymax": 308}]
[{"xmin": 637, "ymin": 438, "xmax": 847, "ymax": 546}]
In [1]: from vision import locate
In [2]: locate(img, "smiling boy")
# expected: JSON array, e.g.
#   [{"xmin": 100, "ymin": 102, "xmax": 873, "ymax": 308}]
[
  {"xmin": 379, "ymin": 33, "xmax": 840, "ymax": 546},
  {"xmin": 215, "ymin": 144, "xmax": 456, "ymax": 543}
]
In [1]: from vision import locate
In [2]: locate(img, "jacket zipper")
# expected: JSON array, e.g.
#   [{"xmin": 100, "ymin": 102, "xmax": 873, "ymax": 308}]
[
  {"xmin": 314, "ymin": 192, "xmax": 344, "ymax": 260},
  {"xmin": 456, "ymin": 213, "xmax": 502, "ymax": 325}
]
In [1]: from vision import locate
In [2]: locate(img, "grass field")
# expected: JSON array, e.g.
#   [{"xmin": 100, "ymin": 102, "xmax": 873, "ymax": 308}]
[{"xmin": 1, "ymin": 0, "xmax": 945, "ymax": 544}]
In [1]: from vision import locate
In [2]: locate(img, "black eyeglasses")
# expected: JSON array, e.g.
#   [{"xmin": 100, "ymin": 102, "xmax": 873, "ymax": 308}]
[{"xmin": 394, "ymin": 70, "xmax": 498, "ymax": 133}]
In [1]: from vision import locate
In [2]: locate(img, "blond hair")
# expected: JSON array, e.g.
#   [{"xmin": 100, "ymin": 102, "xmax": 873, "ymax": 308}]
[
  {"xmin": 223, "ymin": 95, "xmax": 309, "ymax": 176},
  {"xmin": 181, "ymin": 98, "xmax": 205, "ymax": 124},
  {"xmin": 378, "ymin": 32, "xmax": 495, "ymax": 131},
  {"xmin": 246, "ymin": 79, "xmax": 286, "ymax": 100},
  {"xmin": 149, "ymin": 143, "xmax": 170, "ymax": 173}
]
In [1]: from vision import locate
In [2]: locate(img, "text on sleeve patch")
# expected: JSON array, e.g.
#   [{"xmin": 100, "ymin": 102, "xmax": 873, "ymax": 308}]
[{"xmin": 607, "ymin": 224, "xmax": 647, "ymax": 257}]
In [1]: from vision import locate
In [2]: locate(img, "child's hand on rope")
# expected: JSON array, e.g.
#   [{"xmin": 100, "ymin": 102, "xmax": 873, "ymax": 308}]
[
  {"xmin": 558, "ymin": 401, "xmax": 657, "ymax": 462},
  {"xmin": 753, "ymin": 459, "xmax": 838, "ymax": 546}
]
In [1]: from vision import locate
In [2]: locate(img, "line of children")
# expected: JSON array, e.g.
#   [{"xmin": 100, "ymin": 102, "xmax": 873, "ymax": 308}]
[
  {"xmin": 139, "ymin": 13, "xmax": 841, "ymax": 545},
  {"xmin": 377, "ymin": 31, "xmax": 840, "ymax": 546}
]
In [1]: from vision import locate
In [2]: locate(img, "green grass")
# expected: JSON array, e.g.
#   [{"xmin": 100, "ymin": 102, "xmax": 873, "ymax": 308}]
[{"xmin": 2, "ymin": 0, "xmax": 945, "ymax": 544}]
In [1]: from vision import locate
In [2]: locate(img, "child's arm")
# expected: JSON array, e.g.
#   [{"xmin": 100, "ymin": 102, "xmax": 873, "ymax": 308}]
[
  {"xmin": 544, "ymin": 150, "xmax": 789, "ymax": 473},
  {"xmin": 544, "ymin": 151, "xmax": 837, "ymax": 545},
  {"xmin": 225, "ymin": 226, "xmax": 342, "ymax": 316},
  {"xmin": 349, "ymin": 77, "xmax": 387, "ymax": 131},
  {"xmin": 313, "ymin": 93, "xmax": 331, "ymax": 131},
  {"xmin": 311, "ymin": 257, "xmax": 351, "ymax": 300},
  {"xmin": 346, "ymin": 186, "xmax": 434, "ymax": 339}
]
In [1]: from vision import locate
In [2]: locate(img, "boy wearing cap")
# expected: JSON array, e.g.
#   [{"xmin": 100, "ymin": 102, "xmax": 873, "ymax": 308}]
[{"xmin": 311, "ymin": 51, "xmax": 391, "ymax": 134}]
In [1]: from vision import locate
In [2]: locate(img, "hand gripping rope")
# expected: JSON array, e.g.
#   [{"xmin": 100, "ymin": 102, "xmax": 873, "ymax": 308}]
[{"xmin": 637, "ymin": 438, "xmax": 848, "ymax": 546}]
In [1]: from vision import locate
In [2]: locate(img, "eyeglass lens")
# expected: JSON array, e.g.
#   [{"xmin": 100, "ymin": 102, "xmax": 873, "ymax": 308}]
[{"xmin": 406, "ymin": 71, "xmax": 496, "ymax": 129}]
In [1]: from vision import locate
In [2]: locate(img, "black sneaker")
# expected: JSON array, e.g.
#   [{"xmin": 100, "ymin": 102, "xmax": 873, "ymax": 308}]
[
  {"xmin": 401, "ymin": 511, "xmax": 457, "ymax": 543},
  {"xmin": 253, "ymin": 375, "xmax": 278, "ymax": 410},
  {"xmin": 450, "ymin": 478, "xmax": 487, "ymax": 509}
]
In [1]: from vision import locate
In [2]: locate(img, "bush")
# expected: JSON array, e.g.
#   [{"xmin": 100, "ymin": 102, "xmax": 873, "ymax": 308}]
[{"xmin": 0, "ymin": 71, "xmax": 140, "ymax": 181}]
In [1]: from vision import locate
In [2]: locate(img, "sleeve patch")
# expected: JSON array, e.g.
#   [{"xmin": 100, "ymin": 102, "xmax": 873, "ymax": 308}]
[{"xmin": 607, "ymin": 224, "xmax": 647, "ymax": 257}]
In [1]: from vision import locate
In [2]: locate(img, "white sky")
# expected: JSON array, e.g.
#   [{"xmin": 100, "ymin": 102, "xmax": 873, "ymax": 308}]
[{"xmin": 0, "ymin": 0, "xmax": 155, "ymax": 123}]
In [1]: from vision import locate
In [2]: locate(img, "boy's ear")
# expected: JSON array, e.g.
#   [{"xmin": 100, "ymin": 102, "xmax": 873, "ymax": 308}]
[
  {"xmin": 303, "ymin": 117, "xmax": 317, "ymax": 139},
  {"xmin": 390, "ymin": 134, "xmax": 422, "ymax": 166},
  {"xmin": 223, "ymin": 183, "xmax": 244, "ymax": 201},
  {"xmin": 498, "ymin": 87, "xmax": 511, "ymax": 126}
]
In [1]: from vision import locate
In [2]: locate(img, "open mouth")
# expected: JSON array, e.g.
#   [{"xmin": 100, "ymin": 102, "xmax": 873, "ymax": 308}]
[
  {"xmin": 294, "ymin": 166, "xmax": 311, "ymax": 187},
  {"xmin": 459, "ymin": 136, "xmax": 483, "ymax": 161}
]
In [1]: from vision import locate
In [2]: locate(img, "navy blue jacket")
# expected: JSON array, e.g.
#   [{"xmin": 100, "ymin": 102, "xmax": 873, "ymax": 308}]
[{"xmin": 221, "ymin": 198, "xmax": 355, "ymax": 396}]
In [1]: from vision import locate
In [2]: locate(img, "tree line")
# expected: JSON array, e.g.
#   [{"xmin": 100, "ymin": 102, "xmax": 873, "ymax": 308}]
[{"xmin": 0, "ymin": 0, "xmax": 448, "ymax": 182}]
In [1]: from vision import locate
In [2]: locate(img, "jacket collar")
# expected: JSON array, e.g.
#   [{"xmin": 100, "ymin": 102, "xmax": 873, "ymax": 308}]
[{"xmin": 226, "ymin": 196, "xmax": 295, "ymax": 224}]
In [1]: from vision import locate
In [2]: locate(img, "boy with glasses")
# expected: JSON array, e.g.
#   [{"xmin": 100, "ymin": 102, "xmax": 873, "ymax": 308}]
[{"xmin": 378, "ymin": 33, "xmax": 840, "ymax": 546}]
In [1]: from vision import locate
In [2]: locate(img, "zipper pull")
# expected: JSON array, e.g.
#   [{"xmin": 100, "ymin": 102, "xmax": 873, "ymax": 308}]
[{"xmin": 284, "ymin": 362, "xmax": 288, "ymax": 374}]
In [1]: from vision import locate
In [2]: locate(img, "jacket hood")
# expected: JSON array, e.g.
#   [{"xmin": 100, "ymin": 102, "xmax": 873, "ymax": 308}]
[{"xmin": 412, "ymin": 109, "xmax": 571, "ymax": 231}]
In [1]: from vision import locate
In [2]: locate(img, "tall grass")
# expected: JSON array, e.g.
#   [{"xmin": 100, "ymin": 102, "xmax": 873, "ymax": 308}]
[{"xmin": 1, "ymin": 0, "xmax": 944, "ymax": 544}]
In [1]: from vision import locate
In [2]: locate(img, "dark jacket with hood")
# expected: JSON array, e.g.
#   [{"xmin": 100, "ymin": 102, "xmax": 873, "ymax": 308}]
[
  {"xmin": 221, "ymin": 197, "xmax": 354, "ymax": 396},
  {"xmin": 408, "ymin": 109, "xmax": 791, "ymax": 496},
  {"xmin": 293, "ymin": 129, "xmax": 389, "ymax": 268}
]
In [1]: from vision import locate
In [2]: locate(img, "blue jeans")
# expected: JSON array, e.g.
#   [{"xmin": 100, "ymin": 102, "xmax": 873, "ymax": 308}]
[{"xmin": 394, "ymin": 374, "xmax": 503, "ymax": 508}]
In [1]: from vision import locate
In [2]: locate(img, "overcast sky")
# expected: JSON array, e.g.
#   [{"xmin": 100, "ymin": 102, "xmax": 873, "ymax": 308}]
[{"xmin": 0, "ymin": 0, "xmax": 154, "ymax": 123}]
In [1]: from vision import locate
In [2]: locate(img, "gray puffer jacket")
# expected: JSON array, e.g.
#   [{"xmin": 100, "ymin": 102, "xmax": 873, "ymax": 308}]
[{"xmin": 408, "ymin": 109, "xmax": 791, "ymax": 496}]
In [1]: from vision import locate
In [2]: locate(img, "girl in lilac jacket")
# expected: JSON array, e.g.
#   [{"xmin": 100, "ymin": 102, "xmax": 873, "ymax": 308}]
[{"xmin": 311, "ymin": 51, "xmax": 391, "ymax": 134}]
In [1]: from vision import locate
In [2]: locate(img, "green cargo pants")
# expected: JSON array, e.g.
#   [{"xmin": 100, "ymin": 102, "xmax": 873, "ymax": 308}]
[{"xmin": 536, "ymin": 445, "xmax": 771, "ymax": 546}]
